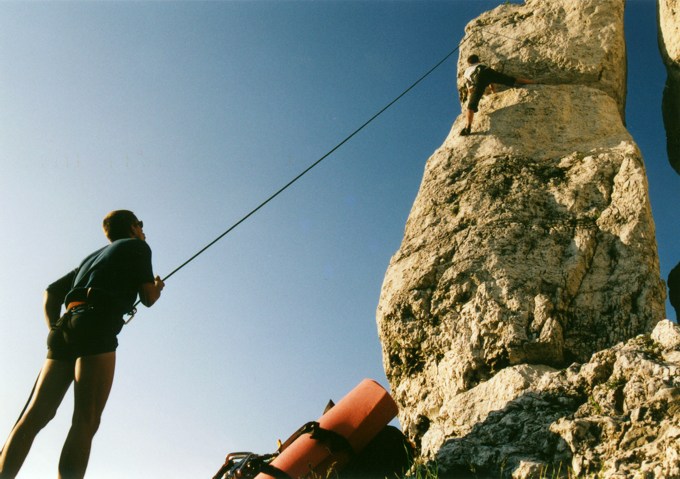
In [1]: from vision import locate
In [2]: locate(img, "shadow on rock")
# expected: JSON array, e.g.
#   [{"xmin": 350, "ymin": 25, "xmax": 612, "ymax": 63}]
[{"xmin": 431, "ymin": 391, "xmax": 581, "ymax": 479}]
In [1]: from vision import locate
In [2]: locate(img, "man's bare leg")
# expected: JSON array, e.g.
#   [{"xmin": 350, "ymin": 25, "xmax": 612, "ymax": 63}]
[
  {"xmin": 461, "ymin": 109, "xmax": 475, "ymax": 135},
  {"xmin": 0, "ymin": 360, "xmax": 74, "ymax": 478},
  {"xmin": 58, "ymin": 352, "xmax": 115, "ymax": 479}
]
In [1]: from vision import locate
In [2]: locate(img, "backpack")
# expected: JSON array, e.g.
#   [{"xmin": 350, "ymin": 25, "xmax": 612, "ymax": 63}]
[
  {"xmin": 459, "ymin": 64, "xmax": 486, "ymax": 103},
  {"xmin": 212, "ymin": 392, "xmax": 414, "ymax": 479},
  {"xmin": 212, "ymin": 423, "xmax": 414, "ymax": 479},
  {"xmin": 464, "ymin": 64, "xmax": 486, "ymax": 89}
]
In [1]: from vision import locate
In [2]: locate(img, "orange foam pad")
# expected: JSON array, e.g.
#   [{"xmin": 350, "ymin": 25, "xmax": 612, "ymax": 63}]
[{"xmin": 255, "ymin": 378, "xmax": 398, "ymax": 479}]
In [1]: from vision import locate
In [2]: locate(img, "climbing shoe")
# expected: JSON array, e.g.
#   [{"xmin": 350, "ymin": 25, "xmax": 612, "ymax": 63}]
[{"xmin": 460, "ymin": 126, "xmax": 471, "ymax": 136}]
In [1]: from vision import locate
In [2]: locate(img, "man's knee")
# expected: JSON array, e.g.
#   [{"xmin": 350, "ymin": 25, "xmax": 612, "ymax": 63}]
[
  {"xmin": 20, "ymin": 404, "xmax": 59, "ymax": 433},
  {"xmin": 70, "ymin": 411, "xmax": 102, "ymax": 437}
]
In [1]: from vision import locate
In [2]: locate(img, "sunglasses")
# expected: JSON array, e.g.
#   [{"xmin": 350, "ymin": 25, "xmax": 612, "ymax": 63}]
[{"xmin": 135, "ymin": 220, "xmax": 144, "ymax": 228}]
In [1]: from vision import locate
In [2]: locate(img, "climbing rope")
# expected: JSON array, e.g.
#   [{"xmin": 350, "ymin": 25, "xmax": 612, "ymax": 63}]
[
  {"xmin": 166, "ymin": 45, "xmax": 461, "ymax": 282},
  {"xmin": 125, "ymin": 22, "xmax": 546, "ymax": 324},
  {"xmin": 126, "ymin": 42, "xmax": 463, "ymax": 323}
]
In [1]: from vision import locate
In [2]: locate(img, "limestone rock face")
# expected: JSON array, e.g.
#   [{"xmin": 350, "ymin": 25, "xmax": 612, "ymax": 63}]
[
  {"xmin": 433, "ymin": 320, "xmax": 680, "ymax": 479},
  {"xmin": 456, "ymin": 0, "xmax": 627, "ymax": 119},
  {"xmin": 658, "ymin": 0, "xmax": 680, "ymax": 174},
  {"xmin": 376, "ymin": 0, "xmax": 666, "ymax": 467}
]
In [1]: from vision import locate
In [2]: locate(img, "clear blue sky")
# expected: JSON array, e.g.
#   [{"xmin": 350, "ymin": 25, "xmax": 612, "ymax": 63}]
[{"xmin": 0, "ymin": 1, "xmax": 676, "ymax": 477}]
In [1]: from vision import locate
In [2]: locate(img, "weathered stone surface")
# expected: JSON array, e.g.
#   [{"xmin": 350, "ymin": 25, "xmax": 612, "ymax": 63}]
[
  {"xmin": 549, "ymin": 320, "xmax": 680, "ymax": 479},
  {"xmin": 434, "ymin": 391, "xmax": 577, "ymax": 479},
  {"xmin": 417, "ymin": 364, "xmax": 558, "ymax": 456},
  {"xmin": 658, "ymin": 0, "xmax": 680, "ymax": 174},
  {"xmin": 376, "ymin": 0, "xmax": 669, "ymax": 476},
  {"xmin": 456, "ymin": 0, "xmax": 627, "ymax": 119},
  {"xmin": 429, "ymin": 321, "xmax": 680, "ymax": 479},
  {"xmin": 377, "ymin": 82, "xmax": 665, "ymax": 451}
]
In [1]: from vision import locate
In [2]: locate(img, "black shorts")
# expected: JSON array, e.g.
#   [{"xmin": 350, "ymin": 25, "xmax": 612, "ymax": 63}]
[
  {"xmin": 467, "ymin": 87, "xmax": 485, "ymax": 113},
  {"xmin": 47, "ymin": 306, "xmax": 124, "ymax": 361},
  {"xmin": 467, "ymin": 70, "xmax": 516, "ymax": 112}
]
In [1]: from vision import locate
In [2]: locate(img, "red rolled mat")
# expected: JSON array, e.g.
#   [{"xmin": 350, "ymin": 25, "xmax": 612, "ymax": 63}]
[{"xmin": 255, "ymin": 378, "xmax": 398, "ymax": 479}]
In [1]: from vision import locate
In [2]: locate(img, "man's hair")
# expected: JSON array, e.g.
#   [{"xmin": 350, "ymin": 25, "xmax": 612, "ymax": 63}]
[
  {"xmin": 467, "ymin": 54, "xmax": 480, "ymax": 65},
  {"xmin": 103, "ymin": 210, "xmax": 138, "ymax": 241}
]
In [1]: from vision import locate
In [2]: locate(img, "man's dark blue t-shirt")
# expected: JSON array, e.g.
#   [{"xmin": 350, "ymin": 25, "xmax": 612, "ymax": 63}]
[{"xmin": 47, "ymin": 239, "xmax": 154, "ymax": 317}]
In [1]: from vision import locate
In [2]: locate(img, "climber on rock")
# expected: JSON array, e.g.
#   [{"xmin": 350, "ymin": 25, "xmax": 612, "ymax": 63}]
[{"xmin": 460, "ymin": 54, "xmax": 535, "ymax": 136}]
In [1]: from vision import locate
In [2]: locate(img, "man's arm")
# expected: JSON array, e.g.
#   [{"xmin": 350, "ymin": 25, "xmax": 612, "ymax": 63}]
[
  {"xmin": 44, "ymin": 270, "xmax": 76, "ymax": 328},
  {"xmin": 139, "ymin": 276, "xmax": 165, "ymax": 307},
  {"xmin": 43, "ymin": 290, "xmax": 63, "ymax": 328}
]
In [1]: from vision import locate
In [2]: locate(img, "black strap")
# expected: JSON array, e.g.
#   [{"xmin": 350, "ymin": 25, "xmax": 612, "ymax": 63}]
[
  {"xmin": 258, "ymin": 463, "xmax": 292, "ymax": 479},
  {"xmin": 212, "ymin": 453, "xmax": 292, "ymax": 479},
  {"xmin": 213, "ymin": 422, "xmax": 355, "ymax": 479},
  {"xmin": 279, "ymin": 421, "xmax": 355, "ymax": 457}
]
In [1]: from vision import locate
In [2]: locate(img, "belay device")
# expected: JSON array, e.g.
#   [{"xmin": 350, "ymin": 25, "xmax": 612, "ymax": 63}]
[{"xmin": 212, "ymin": 379, "xmax": 413, "ymax": 479}]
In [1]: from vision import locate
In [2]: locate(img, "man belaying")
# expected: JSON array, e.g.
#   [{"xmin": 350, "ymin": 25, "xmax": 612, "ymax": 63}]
[
  {"xmin": 0, "ymin": 210, "xmax": 164, "ymax": 479},
  {"xmin": 460, "ymin": 54, "xmax": 534, "ymax": 136}
]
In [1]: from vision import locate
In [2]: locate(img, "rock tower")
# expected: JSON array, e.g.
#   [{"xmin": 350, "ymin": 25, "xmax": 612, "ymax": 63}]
[{"xmin": 376, "ymin": 0, "xmax": 667, "ymax": 468}]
